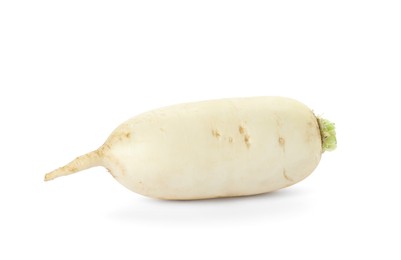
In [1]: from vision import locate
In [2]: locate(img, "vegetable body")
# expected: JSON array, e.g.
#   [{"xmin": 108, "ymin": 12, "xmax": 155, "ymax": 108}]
[{"xmin": 45, "ymin": 97, "xmax": 336, "ymax": 200}]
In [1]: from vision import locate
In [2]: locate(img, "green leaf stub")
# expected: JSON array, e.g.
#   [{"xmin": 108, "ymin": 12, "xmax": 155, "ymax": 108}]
[{"xmin": 317, "ymin": 117, "xmax": 337, "ymax": 152}]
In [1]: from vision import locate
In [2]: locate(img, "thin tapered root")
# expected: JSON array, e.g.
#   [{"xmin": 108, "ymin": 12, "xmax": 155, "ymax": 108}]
[{"xmin": 44, "ymin": 150, "xmax": 102, "ymax": 181}]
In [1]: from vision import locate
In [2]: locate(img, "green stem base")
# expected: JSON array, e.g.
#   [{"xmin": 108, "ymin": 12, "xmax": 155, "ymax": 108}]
[{"xmin": 317, "ymin": 117, "xmax": 337, "ymax": 152}]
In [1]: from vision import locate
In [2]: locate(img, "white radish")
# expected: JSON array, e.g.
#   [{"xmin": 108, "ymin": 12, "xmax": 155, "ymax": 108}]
[{"xmin": 44, "ymin": 96, "xmax": 336, "ymax": 200}]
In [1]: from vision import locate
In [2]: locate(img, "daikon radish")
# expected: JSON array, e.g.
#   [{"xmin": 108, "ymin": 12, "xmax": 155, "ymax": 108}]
[{"xmin": 44, "ymin": 97, "xmax": 336, "ymax": 200}]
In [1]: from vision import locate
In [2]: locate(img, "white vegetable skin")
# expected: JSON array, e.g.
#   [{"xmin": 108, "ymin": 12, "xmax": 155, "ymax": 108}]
[{"xmin": 45, "ymin": 97, "xmax": 323, "ymax": 200}]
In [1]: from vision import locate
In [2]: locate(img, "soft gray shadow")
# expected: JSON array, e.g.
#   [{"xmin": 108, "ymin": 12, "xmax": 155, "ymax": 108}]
[{"xmin": 108, "ymin": 188, "xmax": 310, "ymax": 226}]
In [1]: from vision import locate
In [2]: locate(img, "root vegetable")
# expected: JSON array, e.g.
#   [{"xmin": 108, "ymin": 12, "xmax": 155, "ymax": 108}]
[{"xmin": 44, "ymin": 96, "xmax": 336, "ymax": 200}]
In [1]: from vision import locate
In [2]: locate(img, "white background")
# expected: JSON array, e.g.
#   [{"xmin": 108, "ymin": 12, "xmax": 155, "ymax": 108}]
[{"xmin": 1, "ymin": 1, "xmax": 400, "ymax": 259}]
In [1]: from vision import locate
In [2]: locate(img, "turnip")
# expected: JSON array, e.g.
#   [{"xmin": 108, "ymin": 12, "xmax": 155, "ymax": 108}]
[{"xmin": 44, "ymin": 96, "xmax": 336, "ymax": 200}]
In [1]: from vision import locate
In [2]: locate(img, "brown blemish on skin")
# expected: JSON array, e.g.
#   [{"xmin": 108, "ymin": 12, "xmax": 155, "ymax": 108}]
[
  {"xmin": 211, "ymin": 129, "xmax": 221, "ymax": 138},
  {"xmin": 104, "ymin": 124, "xmax": 133, "ymax": 143},
  {"xmin": 244, "ymin": 134, "xmax": 251, "ymax": 148},
  {"xmin": 283, "ymin": 169, "xmax": 293, "ymax": 182},
  {"xmin": 278, "ymin": 137, "xmax": 285, "ymax": 146},
  {"xmin": 238, "ymin": 124, "xmax": 250, "ymax": 148}
]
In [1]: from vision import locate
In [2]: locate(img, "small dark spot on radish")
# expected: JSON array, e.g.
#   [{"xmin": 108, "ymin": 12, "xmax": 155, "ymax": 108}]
[
  {"xmin": 212, "ymin": 129, "xmax": 221, "ymax": 138},
  {"xmin": 244, "ymin": 134, "xmax": 251, "ymax": 148},
  {"xmin": 239, "ymin": 125, "xmax": 245, "ymax": 134},
  {"xmin": 278, "ymin": 137, "xmax": 285, "ymax": 146}
]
